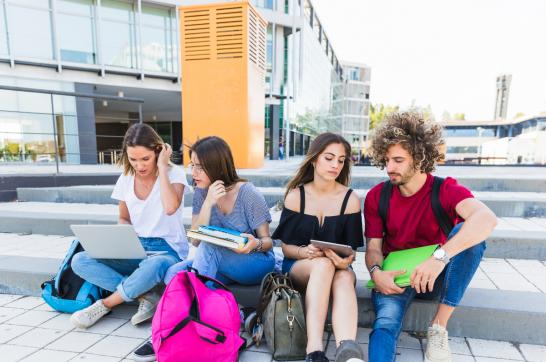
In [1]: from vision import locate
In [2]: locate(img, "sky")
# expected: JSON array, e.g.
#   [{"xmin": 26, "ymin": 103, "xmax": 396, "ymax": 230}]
[{"xmin": 312, "ymin": 0, "xmax": 546, "ymax": 121}]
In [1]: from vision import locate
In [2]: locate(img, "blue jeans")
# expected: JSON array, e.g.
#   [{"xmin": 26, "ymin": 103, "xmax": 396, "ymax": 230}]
[
  {"xmin": 368, "ymin": 223, "xmax": 486, "ymax": 362},
  {"xmin": 72, "ymin": 237, "xmax": 181, "ymax": 302},
  {"xmin": 165, "ymin": 242, "xmax": 275, "ymax": 285}
]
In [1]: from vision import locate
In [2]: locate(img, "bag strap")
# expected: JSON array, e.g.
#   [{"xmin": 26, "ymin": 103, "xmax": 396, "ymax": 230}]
[
  {"xmin": 161, "ymin": 271, "xmax": 228, "ymax": 344},
  {"xmin": 187, "ymin": 266, "xmax": 231, "ymax": 292},
  {"xmin": 255, "ymin": 273, "xmax": 292, "ymax": 321},
  {"xmin": 378, "ymin": 181, "xmax": 393, "ymax": 236},
  {"xmin": 431, "ymin": 176, "xmax": 454, "ymax": 237}
]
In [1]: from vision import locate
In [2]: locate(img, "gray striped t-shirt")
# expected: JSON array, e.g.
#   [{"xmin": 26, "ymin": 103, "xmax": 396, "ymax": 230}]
[{"xmin": 193, "ymin": 182, "xmax": 272, "ymax": 235}]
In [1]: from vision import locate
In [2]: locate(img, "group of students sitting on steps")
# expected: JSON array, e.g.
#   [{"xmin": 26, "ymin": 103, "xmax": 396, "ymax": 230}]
[{"xmin": 67, "ymin": 111, "xmax": 497, "ymax": 362}]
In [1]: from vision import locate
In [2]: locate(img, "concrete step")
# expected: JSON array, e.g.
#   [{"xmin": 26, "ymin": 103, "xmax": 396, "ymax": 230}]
[
  {"xmin": 17, "ymin": 185, "xmax": 546, "ymax": 218},
  {"xmin": 4, "ymin": 167, "xmax": 546, "ymax": 199},
  {"xmin": 0, "ymin": 232, "xmax": 545, "ymax": 344},
  {"xmin": 1, "ymin": 201, "xmax": 546, "ymax": 261}
]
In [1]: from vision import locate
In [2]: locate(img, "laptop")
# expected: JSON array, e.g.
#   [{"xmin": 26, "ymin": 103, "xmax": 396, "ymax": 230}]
[
  {"xmin": 366, "ymin": 244, "xmax": 439, "ymax": 289},
  {"xmin": 70, "ymin": 224, "xmax": 166, "ymax": 259}
]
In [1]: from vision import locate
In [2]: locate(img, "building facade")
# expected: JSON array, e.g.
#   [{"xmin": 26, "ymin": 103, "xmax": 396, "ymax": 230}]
[
  {"xmin": 0, "ymin": 0, "xmax": 344, "ymax": 165},
  {"xmin": 331, "ymin": 61, "xmax": 371, "ymax": 155},
  {"xmin": 441, "ymin": 115, "xmax": 546, "ymax": 164}
]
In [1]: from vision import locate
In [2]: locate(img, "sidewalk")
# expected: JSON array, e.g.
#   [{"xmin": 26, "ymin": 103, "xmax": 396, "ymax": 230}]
[{"xmin": 0, "ymin": 294, "xmax": 544, "ymax": 362}]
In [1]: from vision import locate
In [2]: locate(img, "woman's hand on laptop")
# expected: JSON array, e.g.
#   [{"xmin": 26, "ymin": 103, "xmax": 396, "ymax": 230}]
[
  {"xmin": 373, "ymin": 269, "xmax": 406, "ymax": 295},
  {"xmin": 410, "ymin": 257, "xmax": 445, "ymax": 293}
]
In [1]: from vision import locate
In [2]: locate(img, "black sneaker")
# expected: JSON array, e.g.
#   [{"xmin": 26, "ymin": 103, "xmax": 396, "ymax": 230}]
[
  {"xmin": 306, "ymin": 350, "xmax": 329, "ymax": 362},
  {"xmin": 132, "ymin": 340, "xmax": 156, "ymax": 362}
]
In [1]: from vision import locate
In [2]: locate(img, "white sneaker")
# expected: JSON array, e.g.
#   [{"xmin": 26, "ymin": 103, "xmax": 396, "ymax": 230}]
[
  {"xmin": 425, "ymin": 323, "xmax": 452, "ymax": 362},
  {"xmin": 70, "ymin": 300, "xmax": 111, "ymax": 329},
  {"xmin": 131, "ymin": 292, "xmax": 160, "ymax": 326}
]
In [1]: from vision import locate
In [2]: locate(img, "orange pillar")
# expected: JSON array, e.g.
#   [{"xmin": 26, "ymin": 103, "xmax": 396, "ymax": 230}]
[{"xmin": 179, "ymin": 1, "xmax": 267, "ymax": 168}]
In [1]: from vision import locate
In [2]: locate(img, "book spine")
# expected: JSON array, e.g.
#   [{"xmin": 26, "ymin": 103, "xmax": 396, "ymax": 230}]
[{"xmin": 198, "ymin": 228, "xmax": 246, "ymax": 244}]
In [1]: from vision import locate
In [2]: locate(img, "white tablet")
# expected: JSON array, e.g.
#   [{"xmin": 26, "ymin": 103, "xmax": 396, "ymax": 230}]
[{"xmin": 310, "ymin": 239, "xmax": 354, "ymax": 258}]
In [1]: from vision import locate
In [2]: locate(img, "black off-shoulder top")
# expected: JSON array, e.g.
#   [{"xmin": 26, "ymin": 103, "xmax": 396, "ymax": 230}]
[{"xmin": 272, "ymin": 185, "xmax": 364, "ymax": 250}]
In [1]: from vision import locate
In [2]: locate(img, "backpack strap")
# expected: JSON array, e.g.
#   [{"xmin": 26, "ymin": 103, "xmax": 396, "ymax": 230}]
[
  {"xmin": 299, "ymin": 185, "xmax": 305, "ymax": 214},
  {"xmin": 431, "ymin": 176, "xmax": 454, "ymax": 237},
  {"xmin": 161, "ymin": 271, "xmax": 228, "ymax": 344},
  {"xmin": 340, "ymin": 189, "xmax": 353, "ymax": 215},
  {"xmin": 378, "ymin": 181, "xmax": 393, "ymax": 236}
]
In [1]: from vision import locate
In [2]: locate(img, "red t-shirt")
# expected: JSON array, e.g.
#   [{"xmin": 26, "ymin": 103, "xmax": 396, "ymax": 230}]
[{"xmin": 364, "ymin": 173, "xmax": 473, "ymax": 256}]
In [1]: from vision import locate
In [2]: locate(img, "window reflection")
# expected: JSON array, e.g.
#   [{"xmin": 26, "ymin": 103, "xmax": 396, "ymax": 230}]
[
  {"xmin": 57, "ymin": 0, "xmax": 96, "ymax": 64},
  {"xmin": 101, "ymin": 0, "xmax": 136, "ymax": 68},
  {"xmin": 9, "ymin": 3, "xmax": 54, "ymax": 59},
  {"xmin": 0, "ymin": 3, "xmax": 8, "ymax": 56},
  {"xmin": 141, "ymin": 5, "xmax": 174, "ymax": 72}
]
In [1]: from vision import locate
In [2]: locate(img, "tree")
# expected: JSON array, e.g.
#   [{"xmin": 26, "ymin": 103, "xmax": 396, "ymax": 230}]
[
  {"xmin": 441, "ymin": 110, "xmax": 451, "ymax": 121},
  {"xmin": 514, "ymin": 112, "xmax": 525, "ymax": 119},
  {"xmin": 369, "ymin": 103, "xmax": 400, "ymax": 129},
  {"xmin": 453, "ymin": 113, "xmax": 466, "ymax": 120}
]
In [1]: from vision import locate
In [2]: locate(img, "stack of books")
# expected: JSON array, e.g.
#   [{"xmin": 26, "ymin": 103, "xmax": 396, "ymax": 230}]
[{"xmin": 187, "ymin": 225, "xmax": 248, "ymax": 250}]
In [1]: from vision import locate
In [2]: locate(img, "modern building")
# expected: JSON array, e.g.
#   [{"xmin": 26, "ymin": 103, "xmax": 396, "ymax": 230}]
[
  {"xmin": 494, "ymin": 74, "xmax": 511, "ymax": 120},
  {"xmin": 0, "ymin": 0, "xmax": 183, "ymax": 165},
  {"xmin": 331, "ymin": 61, "xmax": 371, "ymax": 155},
  {"xmin": 441, "ymin": 115, "xmax": 546, "ymax": 164},
  {"xmin": 0, "ymin": 0, "xmax": 344, "ymax": 166}
]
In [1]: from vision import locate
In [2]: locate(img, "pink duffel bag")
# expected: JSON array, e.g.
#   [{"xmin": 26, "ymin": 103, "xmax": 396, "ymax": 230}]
[{"xmin": 151, "ymin": 269, "xmax": 244, "ymax": 362}]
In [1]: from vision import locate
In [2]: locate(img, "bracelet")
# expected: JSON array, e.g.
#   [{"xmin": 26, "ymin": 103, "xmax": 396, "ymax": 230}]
[
  {"xmin": 297, "ymin": 245, "xmax": 306, "ymax": 259},
  {"xmin": 252, "ymin": 238, "xmax": 264, "ymax": 253},
  {"xmin": 369, "ymin": 264, "xmax": 381, "ymax": 275}
]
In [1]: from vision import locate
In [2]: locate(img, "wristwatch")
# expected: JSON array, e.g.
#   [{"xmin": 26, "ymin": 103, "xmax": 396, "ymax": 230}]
[{"xmin": 433, "ymin": 248, "xmax": 450, "ymax": 265}]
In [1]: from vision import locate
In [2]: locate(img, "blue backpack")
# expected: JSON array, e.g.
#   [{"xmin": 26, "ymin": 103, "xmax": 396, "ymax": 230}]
[{"xmin": 41, "ymin": 240, "xmax": 110, "ymax": 313}]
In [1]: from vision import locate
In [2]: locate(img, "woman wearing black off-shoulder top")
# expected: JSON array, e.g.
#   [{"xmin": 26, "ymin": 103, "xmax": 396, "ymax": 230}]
[{"xmin": 272, "ymin": 133, "xmax": 365, "ymax": 362}]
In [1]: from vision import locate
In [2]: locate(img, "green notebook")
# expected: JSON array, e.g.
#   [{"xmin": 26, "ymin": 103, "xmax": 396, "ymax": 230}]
[{"xmin": 367, "ymin": 244, "xmax": 439, "ymax": 289}]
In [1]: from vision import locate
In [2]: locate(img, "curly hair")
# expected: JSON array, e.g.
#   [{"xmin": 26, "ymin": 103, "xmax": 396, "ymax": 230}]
[{"xmin": 369, "ymin": 112, "xmax": 445, "ymax": 173}]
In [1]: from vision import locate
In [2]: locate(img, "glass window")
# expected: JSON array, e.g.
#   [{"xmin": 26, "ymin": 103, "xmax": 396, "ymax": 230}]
[
  {"xmin": 252, "ymin": 0, "xmax": 274, "ymax": 9},
  {"xmin": 0, "ymin": 111, "xmax": 56, "ymax": 163},
  {"xmin": 101, "ymin": 0, "xmax": 132, "ymax": 21},
  {"xmin": 100, "ymin": 0, "xmax": 136, "ymax": 68},
  {"xmin": 447, "ymin": 146, "xmax": 478, "ymax": 154},
  {"xmin": 266, "ymin": 24, "xmax": 273, "ymax": 71},
  {"xmin": 57, "ymin": 0, "xmax": 92, "ymax": 15},
  {"xmin": 0, "ymin": 3, "xmax": 8, "ymax": 56},
  {"xmin": 0, "ymin": 90, "xmax": 52, "ymax": 114},
  {"xmin": 141, "ymin": 5, "xmax": 171, "ymax": 72},
  {"xmin": 57, "ymin": 0, "xmax": 96, "ymax": 64},
  {"xmin": 10, "ymin": 0, "xmax": 49, "ymax": 8},
  {"xmin": 9, "ymin": 4, "xmax": 54, "ymax": 60}
]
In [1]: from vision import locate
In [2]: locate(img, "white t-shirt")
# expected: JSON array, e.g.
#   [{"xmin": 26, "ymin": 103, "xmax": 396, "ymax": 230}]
[{"xmin": 111, "ymin": 165, "xmax": 192, "ymax": 259}]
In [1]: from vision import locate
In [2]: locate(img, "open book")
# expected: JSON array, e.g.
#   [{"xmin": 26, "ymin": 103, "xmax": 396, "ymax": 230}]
[{"xmin": 187, "ymin": 225, "xmax": 248, "ymax": 250}]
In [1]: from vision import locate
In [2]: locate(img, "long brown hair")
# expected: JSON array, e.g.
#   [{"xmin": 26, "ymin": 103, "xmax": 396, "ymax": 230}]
[
  {"xmin": 284, "ymin": 132, "xmax": 352, "ymax": 199},
  {"xmin": 188, "ymin": 136, "xmax": 246, "ymax": 188},
  {"xmin": 118, "ymin": 123, "xmax": 164, "ymax": 175}
]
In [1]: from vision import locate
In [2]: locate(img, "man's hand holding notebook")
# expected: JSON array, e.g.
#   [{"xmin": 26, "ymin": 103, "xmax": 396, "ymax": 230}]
[{"xmin": 367, "ymin": 244, "xmax": 439, "ymax": 291}]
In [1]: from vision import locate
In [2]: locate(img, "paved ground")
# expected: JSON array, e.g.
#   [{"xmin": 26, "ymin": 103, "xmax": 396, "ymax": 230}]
[{"xmin": 0, "ymin": 294, "xmax": 545, "ymax": 362}]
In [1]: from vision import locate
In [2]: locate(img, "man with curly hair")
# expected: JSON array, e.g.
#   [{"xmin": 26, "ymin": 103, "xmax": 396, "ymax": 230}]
[{"xmin": 363, "ymin": 112, "xmax": 497, "ymax": 362}]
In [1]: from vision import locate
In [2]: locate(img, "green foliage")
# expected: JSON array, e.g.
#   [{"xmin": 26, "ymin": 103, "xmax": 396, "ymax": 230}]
[
  {"xmin": 453, "ymin": 113, "xmax": 466, "ymax": 120},
  {"xmin": 369, "ymin": 103, "xmax": 400, "ymax": 129}
]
